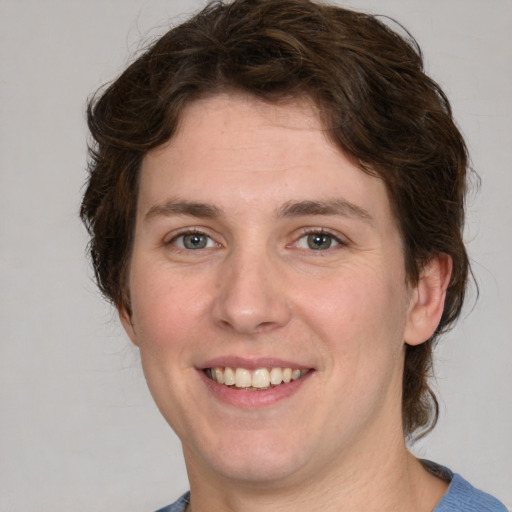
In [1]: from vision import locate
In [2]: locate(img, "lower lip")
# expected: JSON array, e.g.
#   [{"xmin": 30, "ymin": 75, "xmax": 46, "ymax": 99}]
[{"xmin": 199, "ymin": 370, "xmax": 313, "ymax": 409}]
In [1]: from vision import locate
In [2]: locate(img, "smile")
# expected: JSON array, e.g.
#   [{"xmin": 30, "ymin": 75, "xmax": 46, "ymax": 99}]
[{"xmin": 205, "ymin": 367, "xmax": 310, "ymax": 390}]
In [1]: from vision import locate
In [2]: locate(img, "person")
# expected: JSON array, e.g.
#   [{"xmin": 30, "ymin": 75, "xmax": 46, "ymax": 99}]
[{"xmin": 80, "ymin": 1, "xmax": 507, "ymax": 511}]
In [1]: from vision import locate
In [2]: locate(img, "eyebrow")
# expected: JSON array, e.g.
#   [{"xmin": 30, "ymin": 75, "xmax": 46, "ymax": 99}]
[
  {"xmin": 278, "ymin": 199, "xmax": 373, "ymax": 223},
  {"xmin": 144, "ymin": 197, "xmax": 373, "ymax": 224},
  {"xmin": 144, "ymin": 199, "xmax": 223, "ymax": 222}
]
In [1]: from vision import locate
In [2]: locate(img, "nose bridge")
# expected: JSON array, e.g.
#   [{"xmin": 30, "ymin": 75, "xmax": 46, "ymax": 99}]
[{"xmin": 212, "ymin": 241, "xmax": 291, "ymax": 334}]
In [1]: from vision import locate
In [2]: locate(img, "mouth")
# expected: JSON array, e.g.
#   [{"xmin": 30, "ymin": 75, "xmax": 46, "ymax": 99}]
[{"xmin": 204, "ymin": 366, "xmax": 311, "ymax": 391}]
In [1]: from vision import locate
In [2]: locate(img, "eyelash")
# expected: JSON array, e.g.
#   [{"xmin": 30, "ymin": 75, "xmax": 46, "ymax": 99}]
[
  {"xmin": 165, "ymin": 228, "xmax": 218, "ymax": 250},
  {"xmin": 294, "ymin": 228, "xmax": 347, "ymax": 251},
  {"xmin": 164, "ymin": 227, "xmax": 347, "ymax": 251}
]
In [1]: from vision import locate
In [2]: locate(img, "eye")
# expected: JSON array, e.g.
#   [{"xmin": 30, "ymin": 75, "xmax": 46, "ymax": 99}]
[
  {"xmin": 296, "ymin": 231, "xmax": 341, "ymax": 251},
  {"xmin": 171, "ymin": 231, "xmax": 216, "ymax": 250}
]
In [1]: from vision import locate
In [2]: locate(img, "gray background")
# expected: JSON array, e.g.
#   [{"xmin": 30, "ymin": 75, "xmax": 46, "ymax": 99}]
[{"xmin": 1, "ymin": 0, "xmax": 511, "ymax": 510}]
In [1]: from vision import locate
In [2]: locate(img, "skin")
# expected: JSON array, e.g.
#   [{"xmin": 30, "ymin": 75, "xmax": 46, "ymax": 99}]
[{"xmin": 120, "ymin": 94, "xmax": 452, "ymax": 512}]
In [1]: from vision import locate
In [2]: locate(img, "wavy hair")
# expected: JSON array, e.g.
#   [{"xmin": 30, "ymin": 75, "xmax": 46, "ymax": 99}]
[{"xmin": 81, "ymin": 0, "xmax": 471, "ymax": 439}]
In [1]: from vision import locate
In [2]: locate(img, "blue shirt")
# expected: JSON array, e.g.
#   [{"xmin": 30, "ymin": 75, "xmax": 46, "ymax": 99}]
[{"xmin": 155, "ymin": 463, "xmax": 508, "ymax": 512}]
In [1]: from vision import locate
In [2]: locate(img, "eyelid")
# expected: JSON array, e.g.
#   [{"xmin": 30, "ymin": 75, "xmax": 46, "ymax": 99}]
[
  {"xmin": 162, "ymin": 226, "xmax": 348, "ymax": 250},
  {"xmin": 164, "ymin": 227, "xmax": 220, "ymax": 248},
  {"xmin": 293, "ymin": 227, "xmax": 348, "ymax": 249}
]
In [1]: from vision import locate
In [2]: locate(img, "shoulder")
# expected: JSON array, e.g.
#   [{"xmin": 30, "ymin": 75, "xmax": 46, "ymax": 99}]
[
  {"xmin": 154, "ymin": 491, "xmax": 190, "ymax": 512},
  {"xmin": 152, "ymin": 473, "xmax": 509, "ymax": 512},
  {"xmin": 433, "ymin": 472, "xmax": 508, "ymax": 512}
]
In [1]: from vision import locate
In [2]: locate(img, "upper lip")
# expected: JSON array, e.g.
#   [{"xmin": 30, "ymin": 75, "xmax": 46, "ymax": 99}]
[{"xmin": 198, "ymin": 356, "xmax": 313, "ymax": 370}]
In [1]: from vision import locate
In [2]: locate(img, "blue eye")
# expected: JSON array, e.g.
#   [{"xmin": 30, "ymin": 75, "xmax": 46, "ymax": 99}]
[
  {"xmin": 172, "ymin": 232, "xmax": 216, "ymax": 250},
  {"xmin": 297, "ymin": 232, "xmax": 340, "ymax": 250}
]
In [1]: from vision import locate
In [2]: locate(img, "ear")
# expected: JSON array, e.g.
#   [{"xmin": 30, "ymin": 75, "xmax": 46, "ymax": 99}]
[
  {"xmin": 118, "ymin": 304, "xmax": 139, "ymax": 347},
  {"xmin": 404, "ymin": 253, "xmax": 452, "ymax": 346}
]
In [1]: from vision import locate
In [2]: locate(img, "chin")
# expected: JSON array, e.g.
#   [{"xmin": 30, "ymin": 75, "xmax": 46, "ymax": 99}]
[{"xmin": 186, "ymin": 428, "xmax": 313, "ymax": 485}]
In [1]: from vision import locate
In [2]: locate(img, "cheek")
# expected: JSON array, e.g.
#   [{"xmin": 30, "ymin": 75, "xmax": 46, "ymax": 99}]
[
  {"xmin": 127, "ymin": 269, "xmax": 208, "ymax": 422},
  {"xmin": 129, "ymin": 266, "xmax": 210, "ymax": 353},
  {"xmin": 296, "ymin": 267, "xmax": 409, "ymax": 368}
]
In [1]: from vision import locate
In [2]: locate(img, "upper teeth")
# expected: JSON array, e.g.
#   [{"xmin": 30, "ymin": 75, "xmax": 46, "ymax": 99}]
[{"xmin": 207, "ymin": 367, "xmax": 309, "ymax": 389}]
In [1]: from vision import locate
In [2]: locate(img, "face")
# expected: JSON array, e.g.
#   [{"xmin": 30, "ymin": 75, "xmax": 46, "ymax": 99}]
[{"xmin": 121, "ymin": 94, "xmax": 426, "ymax": 488}]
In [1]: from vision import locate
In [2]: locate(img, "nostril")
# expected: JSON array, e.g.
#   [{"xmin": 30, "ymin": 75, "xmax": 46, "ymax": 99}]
[{"xmin": 216, "ymin": 317, "xmax": 286, "ymax": 335}]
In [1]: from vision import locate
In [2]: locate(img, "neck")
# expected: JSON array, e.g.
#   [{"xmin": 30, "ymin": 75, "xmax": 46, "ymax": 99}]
[{"xmin": 184, "ymin": 428, "xmax": 447, "ymax": 512}]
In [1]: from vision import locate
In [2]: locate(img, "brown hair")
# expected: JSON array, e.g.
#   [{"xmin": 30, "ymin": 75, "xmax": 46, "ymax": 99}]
[{"xmin": 81, "ymin": 0, "xmax": 471, "ymax": 439}]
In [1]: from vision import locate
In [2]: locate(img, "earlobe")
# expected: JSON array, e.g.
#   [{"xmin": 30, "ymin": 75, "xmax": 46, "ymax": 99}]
[
  {"xmin": 404, "ymin": 253, "xmax": 452, "ymax": 346},
  {"xmin": 118, "ymin": 304, "xmax": 139, "ymax": 346}
]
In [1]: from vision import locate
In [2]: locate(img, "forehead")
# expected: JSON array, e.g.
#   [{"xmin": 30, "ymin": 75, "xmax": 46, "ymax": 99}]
[
  {"xmin": 155, "ymin": 94, "xmax": 334, "ymax": 171},
  {"xmin": 138, "ymin": 94, "xmax": 392, "ymax": 227}
]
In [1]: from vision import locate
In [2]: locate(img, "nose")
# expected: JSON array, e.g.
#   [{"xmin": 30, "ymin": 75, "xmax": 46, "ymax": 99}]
[{"xmin": 212, "ymin": 248, "xmax": 292, "ymax": 335}]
